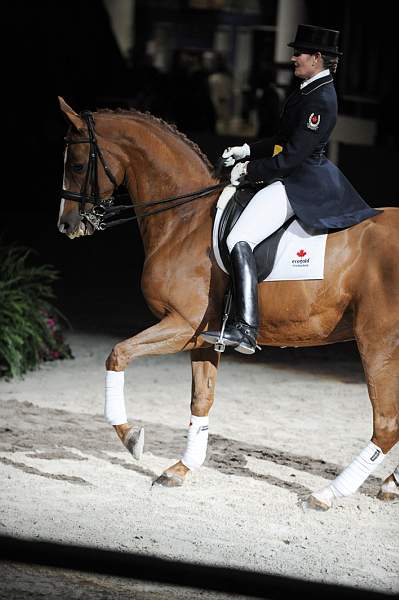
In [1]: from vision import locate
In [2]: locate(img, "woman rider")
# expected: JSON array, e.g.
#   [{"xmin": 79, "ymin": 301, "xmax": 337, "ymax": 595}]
[{"xmin": 201, "ymin": 24, "xmax": 381, "ymax": 355}]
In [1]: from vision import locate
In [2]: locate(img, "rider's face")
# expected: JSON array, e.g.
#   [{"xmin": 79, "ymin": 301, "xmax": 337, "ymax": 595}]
[{"xmin": 291, "ymin": 50, "xmax": 320, "ymax": 80}]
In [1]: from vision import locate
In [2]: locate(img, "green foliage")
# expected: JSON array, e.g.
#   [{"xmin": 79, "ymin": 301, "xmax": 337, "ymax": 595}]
[{"xmin": 0, "ymin": 243, "xmax": 72, "ymax": 379}]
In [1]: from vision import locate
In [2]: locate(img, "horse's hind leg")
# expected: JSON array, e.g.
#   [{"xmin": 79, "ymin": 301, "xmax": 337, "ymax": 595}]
[
  {"xmin": 308, "ymin": 313, "xmax": 399, "ymax": 510},
  {"xmin": 104, "ymin": 313, "xmax": 195, "ymax": 460},
  {"xmin": 365, "ymin": 340, "xmax": 399, "ymax": 502},
  {"xmin": 356, "ymin": 307, "xmax": 399, "ymax": 503},
  {"xmin": 153, "ymin": 347, "xmax": 220, "ymax": 487},
  {"xmin": 378, "ymin": 467, "xmax": 399, "ymax": 500}
]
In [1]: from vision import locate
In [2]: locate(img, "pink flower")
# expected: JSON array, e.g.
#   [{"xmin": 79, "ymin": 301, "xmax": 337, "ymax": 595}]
[{"xmin": 46, "ymin": 318, "xmax": 56, "ymax": 330}]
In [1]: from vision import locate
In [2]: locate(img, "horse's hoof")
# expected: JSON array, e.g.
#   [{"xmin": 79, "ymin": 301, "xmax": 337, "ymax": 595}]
[
  {"xmin": 152, "ymin": 471, "xmax": 185, "ymax": 488},
  {"xmin": 377, "ymin": 491, "xmax": 398, "ymax": 501},
  {"xmin": 122, "ymin": 426, "xmax": 144, "ymax": 460},
  {"xmin": 377, "ymin": 475, "xmax": 399, "ymax": 502},
  {"xmin": 302, "ymin": 494, "xmax": 331, "ymax": 511}
]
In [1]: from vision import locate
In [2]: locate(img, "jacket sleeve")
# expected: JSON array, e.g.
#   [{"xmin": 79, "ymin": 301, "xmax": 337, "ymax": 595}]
[
  {"xmin": 246, "ymin": 98, "xmax": 330, "ymax": 183},
  {"xmin": 248, "ymin": 136, "xmax": 279, "ymax": 160}
]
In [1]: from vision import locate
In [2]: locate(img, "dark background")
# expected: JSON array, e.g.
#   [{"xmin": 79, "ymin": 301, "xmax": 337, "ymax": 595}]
[{"xmin": 5, "ymin": 0, "xmax": 399, "ymax": 343}]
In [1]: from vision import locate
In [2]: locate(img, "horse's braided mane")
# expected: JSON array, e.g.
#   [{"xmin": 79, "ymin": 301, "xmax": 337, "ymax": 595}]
[{"xmin": 97, "ymin": 107, "xmax": 215, "ymax": 174}]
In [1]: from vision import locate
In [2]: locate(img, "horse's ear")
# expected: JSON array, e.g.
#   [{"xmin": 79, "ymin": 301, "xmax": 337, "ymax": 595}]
[{"xmin": 58, "ymin": 96, "xmax": 84, "ymax": 131}]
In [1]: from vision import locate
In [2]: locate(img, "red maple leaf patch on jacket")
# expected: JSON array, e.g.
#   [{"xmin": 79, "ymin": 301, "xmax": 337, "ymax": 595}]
[{"xmin": 297, "ymin": 249, "xmax": 307, "ymax": 257}]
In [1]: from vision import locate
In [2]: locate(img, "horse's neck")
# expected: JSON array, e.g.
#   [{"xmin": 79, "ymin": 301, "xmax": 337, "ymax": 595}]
[{"xmin": 118, "ymin": 116, "xmax": 217, "ymax": 255}]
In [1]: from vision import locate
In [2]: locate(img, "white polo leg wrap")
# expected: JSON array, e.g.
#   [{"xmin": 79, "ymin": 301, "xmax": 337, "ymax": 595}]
[
  {"xmin": 313, "ymin": 441, "xmax": 385, "ymax": 506},
  {"xmin": 181, "ymin": 415, "xmax": 209, "ymax": 471},
  {"xmin": 104, "ymin": 370, "xmax": 127, "ymax": 425}
]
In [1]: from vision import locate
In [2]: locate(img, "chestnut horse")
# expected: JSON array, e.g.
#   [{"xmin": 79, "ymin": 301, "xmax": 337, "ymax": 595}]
[{"xmin": 58, "ymin": 97, "xmax": 398, "ymax": 509}]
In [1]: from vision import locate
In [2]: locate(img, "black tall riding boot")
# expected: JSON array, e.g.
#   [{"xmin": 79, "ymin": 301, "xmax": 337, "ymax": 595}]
[{"xmin": 201, "ymin": 241, "xmax": 259, "ymax": 354}]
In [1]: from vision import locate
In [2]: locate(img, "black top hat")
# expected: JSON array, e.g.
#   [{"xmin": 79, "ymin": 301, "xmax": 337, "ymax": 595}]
[{"xmin": 288, "ymin": 24, "xmax": 343, "ymax": 56}]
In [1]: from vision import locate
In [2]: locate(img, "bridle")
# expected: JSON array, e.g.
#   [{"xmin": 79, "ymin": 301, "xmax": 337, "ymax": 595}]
[
  {"xmin": 61, "ymin": 110, "xmax": 227, "ymax": 231},
  {"xmin": 61, "ymin": 110, "xmax": 119, "ymax": 230}
]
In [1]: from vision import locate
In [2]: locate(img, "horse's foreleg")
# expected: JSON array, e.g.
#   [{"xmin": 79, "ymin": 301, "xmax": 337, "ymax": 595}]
[
  {"xmin": 307, "ymin": 318, "xmax": 399, "ymax": 510},
  {"xmin": 153, "ymin": 347, "xmax": 220, "ymax": 487},
  {"xmin": 104, "ymin": 313, "xmax": 196, "ymax": 460}
]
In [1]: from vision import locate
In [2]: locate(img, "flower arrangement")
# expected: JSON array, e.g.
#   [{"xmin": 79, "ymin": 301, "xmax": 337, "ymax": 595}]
[{"xmin": 0, "ymin": 243, "xmax": 73, "ymax": 379}]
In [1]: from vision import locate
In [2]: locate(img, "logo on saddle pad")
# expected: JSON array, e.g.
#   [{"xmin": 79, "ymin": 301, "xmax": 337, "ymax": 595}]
[{"xmin": 292, "ymin": 248, "xmax": 310, "ymax": 267}]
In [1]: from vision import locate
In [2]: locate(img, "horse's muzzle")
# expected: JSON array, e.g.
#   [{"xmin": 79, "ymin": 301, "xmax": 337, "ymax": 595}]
[{"xmin": 58, "ymin": 213, "xmax": 94, "ymax": 238}]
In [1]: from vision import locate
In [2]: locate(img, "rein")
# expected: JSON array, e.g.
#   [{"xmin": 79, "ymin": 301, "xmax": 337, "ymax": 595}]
[
  {"xmin": 61, "ymin": 110, "xmax": 227, "ymax": 231},
  {"xmin": 98, "ymin": 182, "xmax": 226, "ymax": 229}
]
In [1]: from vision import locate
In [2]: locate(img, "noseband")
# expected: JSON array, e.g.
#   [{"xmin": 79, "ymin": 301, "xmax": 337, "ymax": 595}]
[{"xmin": 61, "ymin": 110, "xmax": 227, "ymax": 231}]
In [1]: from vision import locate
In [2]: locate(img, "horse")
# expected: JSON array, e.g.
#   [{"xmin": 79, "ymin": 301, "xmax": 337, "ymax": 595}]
[{"xmin": 57, "ymin": 97, "xmax": 399, "ymax": 510}]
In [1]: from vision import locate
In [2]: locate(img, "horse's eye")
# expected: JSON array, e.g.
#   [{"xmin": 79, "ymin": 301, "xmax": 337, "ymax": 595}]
[{"xmin": 71, "ymin": 164, "xmax": 85, "ymax": 173}]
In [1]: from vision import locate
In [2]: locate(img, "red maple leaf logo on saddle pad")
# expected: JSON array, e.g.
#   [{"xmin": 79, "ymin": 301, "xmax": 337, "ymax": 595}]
[{"xmin": 297, "ymin": 249, "xmax": 307, "ymax": 257}]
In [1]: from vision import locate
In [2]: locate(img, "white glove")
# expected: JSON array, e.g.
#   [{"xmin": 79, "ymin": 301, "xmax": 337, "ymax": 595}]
[
  {"xmin": 222, "ymin": 143, "xmax": 250, "ymax": 167},
  {"xmin": 230, "ymin": 161, "xmax": 248, "ymax": 186}
]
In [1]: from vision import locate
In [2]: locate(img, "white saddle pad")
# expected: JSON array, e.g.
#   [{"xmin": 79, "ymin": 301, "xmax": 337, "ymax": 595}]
[{"xmin": 213, "ymin": 185, "xmax": 328, "ymax": 282}]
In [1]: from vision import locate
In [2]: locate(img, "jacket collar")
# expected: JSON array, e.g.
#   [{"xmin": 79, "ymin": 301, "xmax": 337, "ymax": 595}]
[
  {"xmin": 301, "ymin": 74, "xmax": 333, "ymax": 95},
  {"xmin": 300, "ymin": 69, "xmax": 330, "ymax": 89},
  {"xmin": 280, "ymin": 74, "xmax": 334, "ymax": 116}
]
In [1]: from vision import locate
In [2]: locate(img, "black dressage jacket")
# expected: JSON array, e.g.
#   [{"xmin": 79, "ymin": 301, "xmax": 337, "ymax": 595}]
[{"xmin": 246, "ymin": 74, "xmax": 381, "ymax": 229}]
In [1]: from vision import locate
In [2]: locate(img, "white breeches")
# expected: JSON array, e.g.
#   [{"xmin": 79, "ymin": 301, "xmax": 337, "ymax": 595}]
[{"xmin": 226, "ymin": 181, "xmax": 295, "ymax": 252}]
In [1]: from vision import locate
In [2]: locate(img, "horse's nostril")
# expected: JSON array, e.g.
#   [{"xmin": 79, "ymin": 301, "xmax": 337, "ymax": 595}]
[
  {"xmin": 58, "ymin": 219, "xmax": 73, "ymax": 234},
  {"xmin": 58, "ymin": 213, "xmax": 80, "ymax": 234}
]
